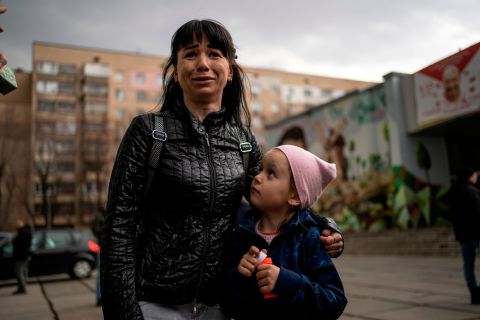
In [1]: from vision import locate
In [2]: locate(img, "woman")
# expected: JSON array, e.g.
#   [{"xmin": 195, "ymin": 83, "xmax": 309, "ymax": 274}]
[{"xmin": 101, "ymin": 19, "xmax": 343, "ymax": 320}]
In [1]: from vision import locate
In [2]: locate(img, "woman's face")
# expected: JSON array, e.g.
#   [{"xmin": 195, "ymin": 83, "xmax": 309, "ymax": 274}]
[{"xmin": 174, "ymin": 36, "xmax": 232, "ymax": 106}]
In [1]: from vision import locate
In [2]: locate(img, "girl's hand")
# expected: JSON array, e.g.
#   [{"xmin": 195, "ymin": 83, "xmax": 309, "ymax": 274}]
[
  {"xmin": 256, "ymin": 263, "xmax": 280, "ymax": 294},
  {"xmin": 237, "ymin": 246, "xmax": 260, "ymax": 277}
]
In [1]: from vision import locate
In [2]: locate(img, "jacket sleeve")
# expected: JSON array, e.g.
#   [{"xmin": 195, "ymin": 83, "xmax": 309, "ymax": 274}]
[
  {"xmin": 273, "ymin": 228, "xmax": 347, "ymax": 319},
  {"xmin": 101, "ymin": 115, "xmax": 150, "ymax": 320}
]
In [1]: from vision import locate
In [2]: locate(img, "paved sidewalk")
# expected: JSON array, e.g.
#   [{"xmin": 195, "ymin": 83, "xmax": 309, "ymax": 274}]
[
  {"xmin": 336, "ymin": 255, "xmax": 480, "ymax": 320},
  {"xmin": 0, "ymin": 254, "xmax": 479, "ymax": 319}
]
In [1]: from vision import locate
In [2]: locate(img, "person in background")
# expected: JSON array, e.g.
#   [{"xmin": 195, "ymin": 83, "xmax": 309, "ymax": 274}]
[
  {"xmin": 101, "ymin": 19, "xmax": 344, "ymax": 320},
  {"xmin": 449, "ymin": 166, "xmax": 480, "ymax": 304},
  {"xmin": 91, "ymin": 207, "xmax": 105, "ymax": 306},
  {"xmin": 226, "ymin": 145, "xmax": 346, "ymax": 319},
  {"xmin": 12, "ymin": 219, "xmax": 32, "ymax": 295}
]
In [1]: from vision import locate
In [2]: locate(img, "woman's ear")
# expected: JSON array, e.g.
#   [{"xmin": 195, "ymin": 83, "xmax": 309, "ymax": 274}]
[{"xmin": 173, "ymin": 69, "xmax": 178, "ymax": 82}]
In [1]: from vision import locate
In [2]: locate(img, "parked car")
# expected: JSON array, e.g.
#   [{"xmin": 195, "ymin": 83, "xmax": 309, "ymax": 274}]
[{"xmin": 0, "ymin": 228, "xmax": 99, "ymax": 280}]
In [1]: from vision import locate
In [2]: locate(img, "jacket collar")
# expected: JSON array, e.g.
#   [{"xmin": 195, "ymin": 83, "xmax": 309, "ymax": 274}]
[{"xmin": 238, "ymin": 208, "xmax": 317, "ymax": 235}]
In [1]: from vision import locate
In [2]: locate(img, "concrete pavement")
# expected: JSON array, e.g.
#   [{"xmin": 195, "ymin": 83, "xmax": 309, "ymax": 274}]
[{"xmin": 1, "ymin": 254, "xmax": 479, "ymax": 319}]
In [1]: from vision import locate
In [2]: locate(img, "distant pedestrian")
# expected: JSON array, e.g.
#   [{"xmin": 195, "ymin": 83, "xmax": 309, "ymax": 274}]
[
  {"xmin": 449, "ymin": 166, "xmax": 480, "ymax": 304},
  {"xmin": 12, "ymin": 219, "xmax": 32, "ymax": 295},
  {"xmin": 91, "ymin": 207, "xmax": 105, "ymax": 306}
]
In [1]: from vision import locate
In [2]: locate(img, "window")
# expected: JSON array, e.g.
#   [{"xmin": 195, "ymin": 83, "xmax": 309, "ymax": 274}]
[
  {"xmin": 85, "ymin": 122, "xmax": 106, "ymax": 132},
  {"xmin": 84, "ymin": 63, "xmax": 110, "ymax": 77},
  {"xmin": 37, "ymin": 80, "xmax": 58, "ymax": 94},
  {"xmin": 37, "ymin": 121, "xmax": 55, "ymax": 134},
  {"xmin": 271, "ymin": 85, "xmax": 281, "ymax": 95},
  {"xmin": 44, "ymin": 231, "xmax": 73, "ymax": 249},
  {"xmin": 37, "ymin": 101, "xmax": 55, "ymax": 112},
  {"xmin": 85, "ymin": 101, "xmax": 107, "ymax": 114},
  {"xmin": 56, "ymin": 121, "xmax": 76, "ymax": 135},
  {"xmin": 136, "ymin": 91, "xmax": 147, "ymax": 101},
  {"xmin": 271, "ymin": 102, "xmax": 280, "ymax": 114},
  {"xmin": 36, "ymin": 61, "xmax": 58, "ymax": 75},
  {"xmin": 304, "ymin": 88, "xmax": 312, "ymax": 97},
  {"xmin": 83, "ymin": 83, "xmax": 108, "ymax": 96},
  {"xmin": 59, "ymin": 182, "xmax": 75, "ymax": 194},
  {"xmin": 115, "ymin": 89, "xmax": 125, "ymax": 101},
  {"xmin": 251, "ymin": 100, "xmax": 263, "ymax": 112},
  {"xmin": 252, "ymin": 116, "xmax": 263, "ymax": 128},
  {"xmin": 320, "ymin": 89, "xmax": 333, "ymax": 97},
  {"xmin": 56, "ymin": 141, "xmax": 75, "ymax": 154},
  {"xmin": 84, "ymin": 141, "xmax": 107, "ymax": 154},
  {"xmin": 136, "ymin": 72, "xmax": 146, "ymax": 84},
  {"xmin": 55, "ymin": 162, "xmax": 75, "ymax": 173},
  {"xmin": 58, "ymin": 101, "xmax": 76, "ymax": 113},
  {"xmin": 58, "ymin": 64, "xmax": 76, "ymax": 75},
  {"xmin": 156, "ymin": 74, "xmax": 163, "ymax": 86},
  {"xmin": 85, "ymin": 181, "xmax": 98, "ymax": 193},
  {"xmin": 115, "ymin": 108, "xmax": 125, "ymax": 120},
  {"xmin": 114, "ymin": 72, "xmax": 124, "ymax": 83},
  {"xmin": 59, "ymin": 82, "xmax": 75, "ymax": 95},
  {"xmin": 251, "ymin": 83, "xmax": 262, "ymax": 97}
]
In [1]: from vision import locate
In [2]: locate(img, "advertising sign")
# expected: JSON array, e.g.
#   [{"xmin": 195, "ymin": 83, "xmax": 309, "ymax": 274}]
[{"xmin": 414, "ymin": 42, "xmax": 480, "ymax": 128}]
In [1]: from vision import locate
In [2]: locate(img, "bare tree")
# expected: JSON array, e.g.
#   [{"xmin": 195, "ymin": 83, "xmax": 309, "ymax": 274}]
[{"xmin": 34, "ymin": 139, "xmax": 57, "ymax": 229}]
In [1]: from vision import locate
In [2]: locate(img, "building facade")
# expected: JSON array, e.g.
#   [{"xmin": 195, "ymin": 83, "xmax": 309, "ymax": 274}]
[
  {"xmin": 265, "ymin": 42, "xmax": 480, "ymax": 232},
  {"xmin": 0, "ymin": 42, "xmax": 371, "ymax": 229}
]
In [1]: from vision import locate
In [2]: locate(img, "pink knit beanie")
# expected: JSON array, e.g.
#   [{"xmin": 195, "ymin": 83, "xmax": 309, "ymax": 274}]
[{"xmin": 274, "ymin": 145, "xmax": 337, "ymax": 209}]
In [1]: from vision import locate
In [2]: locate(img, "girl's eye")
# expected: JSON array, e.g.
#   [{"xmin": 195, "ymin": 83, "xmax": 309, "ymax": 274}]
[
  {"xmin": 184, "ymin": 51, "xmax": 196, "ymax": 58},
  {"xmin": 267, "ymin": 170, "xmax": 275, "ymax": 178}
]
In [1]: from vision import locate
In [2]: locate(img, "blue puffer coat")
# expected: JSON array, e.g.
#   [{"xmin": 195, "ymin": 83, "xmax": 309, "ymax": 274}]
[{"xmin": 225, "ymin": 208, "xmax": 347, "ymax": 320}]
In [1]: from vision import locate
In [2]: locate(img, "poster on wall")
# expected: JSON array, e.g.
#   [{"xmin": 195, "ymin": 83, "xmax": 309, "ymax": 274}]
[{"xmin": 414, "ymin": 42, "xmax": 480, "ymax": 129}]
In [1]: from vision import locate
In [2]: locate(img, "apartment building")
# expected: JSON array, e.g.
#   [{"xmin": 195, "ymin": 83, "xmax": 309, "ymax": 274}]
[{"xmin": 0, "ymin": 42, "xmax": 372, "ymax": 228}]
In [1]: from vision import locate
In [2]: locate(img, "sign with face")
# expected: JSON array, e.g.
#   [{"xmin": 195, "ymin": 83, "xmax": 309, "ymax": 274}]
[{"xmin": 414, "ymin": 42, "xmax": 480, "ymax": 129}]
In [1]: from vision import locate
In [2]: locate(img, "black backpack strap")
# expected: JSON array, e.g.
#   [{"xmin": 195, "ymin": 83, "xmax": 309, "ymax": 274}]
[
  {"xmin": 142, "ymin": 112, "xmax": 166, "ymax": 201},
  {"xmin": 227, "ymin": 123, "xmax": 252, "ymax": 174}
]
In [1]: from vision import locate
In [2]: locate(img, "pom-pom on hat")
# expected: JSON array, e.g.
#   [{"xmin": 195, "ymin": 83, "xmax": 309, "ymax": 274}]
[{"xmin": 274, "ymin": 145, "xmax": 336, "ymax": 209}]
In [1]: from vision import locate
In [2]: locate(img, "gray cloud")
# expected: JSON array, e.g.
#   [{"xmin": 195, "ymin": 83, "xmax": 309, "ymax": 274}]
[{"xmin": 1, "ymin": 0, "xmax": 479, "ymax": 81}]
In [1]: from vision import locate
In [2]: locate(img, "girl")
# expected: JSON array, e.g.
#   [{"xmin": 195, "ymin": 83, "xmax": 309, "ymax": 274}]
[{"xmin": 226, "ymin": 145, "xmax": 347, "ymax": 319}]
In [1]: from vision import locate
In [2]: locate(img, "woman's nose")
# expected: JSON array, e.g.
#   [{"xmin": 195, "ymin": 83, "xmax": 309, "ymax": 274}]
[{"xmin": 196, "ymin": 53, "xmax": 209, "ymax": 71}]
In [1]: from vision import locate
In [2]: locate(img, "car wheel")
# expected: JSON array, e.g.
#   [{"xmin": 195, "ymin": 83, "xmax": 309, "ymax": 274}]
[{"xmin": 71, "ymin": 259, "xmax": 92, "ymax": 279}]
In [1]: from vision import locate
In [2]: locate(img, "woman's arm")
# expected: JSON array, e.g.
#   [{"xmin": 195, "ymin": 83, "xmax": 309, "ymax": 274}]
[{"xmin": 101, "ymin": 116, "xmax": 150, "ymax": 320}]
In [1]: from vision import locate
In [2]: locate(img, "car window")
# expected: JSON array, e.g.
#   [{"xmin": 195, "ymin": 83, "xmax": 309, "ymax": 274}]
[
  {"xmin": 45, "ymin": 231, "xmax": 73, "ymax": 249},
  {"xmin": 1, "ymin": 241, "xmax": 13, "ymax": 255}
]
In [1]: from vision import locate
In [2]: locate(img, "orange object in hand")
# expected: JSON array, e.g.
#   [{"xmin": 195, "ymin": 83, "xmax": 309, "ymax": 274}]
[{"xmin": 257, "ymin": 252, "xmax": 277, "ymax": 299}]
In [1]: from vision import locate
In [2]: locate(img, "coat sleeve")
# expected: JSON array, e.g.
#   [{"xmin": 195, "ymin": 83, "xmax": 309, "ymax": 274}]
[
  {"xmin": 101, "ymin": 115, "xmax": 150, "ymax": 320},
  {"xmin": 273, "ymin": 228, "xmax": 347, "ymax": 319}
]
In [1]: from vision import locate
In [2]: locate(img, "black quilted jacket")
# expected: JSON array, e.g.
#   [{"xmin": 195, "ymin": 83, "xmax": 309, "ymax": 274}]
[{"xmin": 101, "ymin": 102, "xmax": 263, "ymax": 320}]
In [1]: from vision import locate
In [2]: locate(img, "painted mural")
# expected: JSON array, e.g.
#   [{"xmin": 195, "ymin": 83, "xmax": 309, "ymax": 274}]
[{"xmin": 265, "ymin": 84, "xmax": 450, "ymax": 232}]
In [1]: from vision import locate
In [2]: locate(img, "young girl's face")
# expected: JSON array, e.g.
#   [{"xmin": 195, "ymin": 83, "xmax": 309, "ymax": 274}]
[{"xmin": 250, "ymin": 149, "xmax": 298, "ymax": 212}]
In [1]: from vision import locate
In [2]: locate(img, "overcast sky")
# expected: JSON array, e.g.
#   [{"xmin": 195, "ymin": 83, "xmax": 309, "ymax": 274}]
[{"xmin": 1, "ymin": 0, "xmax": 479, "ymax": 82}]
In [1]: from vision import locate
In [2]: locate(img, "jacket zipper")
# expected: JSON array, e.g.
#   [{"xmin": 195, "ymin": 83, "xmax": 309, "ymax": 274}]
[{"xmin": 193, "ymin": 131, "xmax": 216, "ymax": 312}]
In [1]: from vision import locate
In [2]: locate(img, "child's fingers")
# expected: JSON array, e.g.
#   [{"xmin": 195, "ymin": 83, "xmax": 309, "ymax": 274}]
[
  {"xmin": 248, "ymin": 245, "xmax": 260, "ymax": 258},
  {"xmin": 256, "ymin": 264, "xmax": 280, "ymax": 293}
]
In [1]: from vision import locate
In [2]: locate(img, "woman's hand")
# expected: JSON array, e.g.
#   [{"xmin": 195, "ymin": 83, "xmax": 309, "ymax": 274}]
[{"xmin": 321, "ymin": 229, "xmax": 344, "ymax": 258}]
